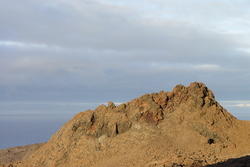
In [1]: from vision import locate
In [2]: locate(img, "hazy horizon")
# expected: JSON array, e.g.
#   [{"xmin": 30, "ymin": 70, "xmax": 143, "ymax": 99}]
[{"xmin": 0, "ymin": 99, "xmax": 250, "ymax": 149}]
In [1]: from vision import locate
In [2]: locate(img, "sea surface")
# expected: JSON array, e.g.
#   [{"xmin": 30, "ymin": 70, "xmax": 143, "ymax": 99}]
[
  {"xmin": 0, "ymin": 101, "xmax": 250, "ymax": 149},
  {"xmin": 0, "ymin": 102, "xmax": 100, "ymax": 149}
]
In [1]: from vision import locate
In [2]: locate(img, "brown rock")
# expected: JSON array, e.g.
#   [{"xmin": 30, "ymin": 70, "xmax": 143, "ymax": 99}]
[{"xmin": 1, "ymin": 82, "xmax": 250, "ymax": 167}]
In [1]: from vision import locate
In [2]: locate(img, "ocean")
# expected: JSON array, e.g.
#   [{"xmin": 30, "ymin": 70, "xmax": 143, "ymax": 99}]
[{"xmin": 0, "ymin": 102, "xmax": 100, "ymax": 149}]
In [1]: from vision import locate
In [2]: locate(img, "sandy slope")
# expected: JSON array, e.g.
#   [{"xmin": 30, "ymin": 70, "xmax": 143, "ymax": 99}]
[{"xmin": 0, "ymin": 143, "xmax": 44, "ymax": 166}]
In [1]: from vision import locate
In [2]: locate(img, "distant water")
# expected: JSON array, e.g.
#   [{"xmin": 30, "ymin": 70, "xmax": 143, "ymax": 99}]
[
  {"xmin": 0, "ymin": 102, "xmax": 100, "ymax": 149},
  {"xmin": 0, "ymin": 101, "xmax": 249, "ymax": 149}
]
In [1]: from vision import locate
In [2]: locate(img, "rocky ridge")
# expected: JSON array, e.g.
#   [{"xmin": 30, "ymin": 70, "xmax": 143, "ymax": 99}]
[{"xmin": 1, "ymin": 82, "xmax": 250, "ymax": 167}]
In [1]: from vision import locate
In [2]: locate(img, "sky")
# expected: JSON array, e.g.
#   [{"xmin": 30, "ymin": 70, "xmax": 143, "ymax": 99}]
[{"xmin": 1, "ymin": 0, "xmax": 250, "ymax": 103}]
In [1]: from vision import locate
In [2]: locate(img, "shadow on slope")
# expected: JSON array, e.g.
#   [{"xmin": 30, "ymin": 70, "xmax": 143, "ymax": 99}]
[{"xmin": 204, "ymin": 155, "xmax": 250, "ymax": 167}]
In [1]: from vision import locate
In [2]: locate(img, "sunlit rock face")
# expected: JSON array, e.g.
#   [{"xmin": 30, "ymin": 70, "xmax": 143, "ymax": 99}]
[{"xmin": 2, "ymin": 82, "xmax": 250, "ymax": 167}]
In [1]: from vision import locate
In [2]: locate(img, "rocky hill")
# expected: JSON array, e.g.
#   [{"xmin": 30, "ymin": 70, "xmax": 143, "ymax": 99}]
[{"xmin": 1, "ymin": 82, "xmax": 250, "ymax": 167}]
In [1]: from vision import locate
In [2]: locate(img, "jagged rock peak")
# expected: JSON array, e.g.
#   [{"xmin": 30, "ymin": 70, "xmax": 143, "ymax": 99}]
[
  {"xmin": 133, "ymin": 82, "xmax": 216, "ymax": 110},
  {"xmin": 61, "ymin": 82, "xmax": 235, "ymax": 140}
]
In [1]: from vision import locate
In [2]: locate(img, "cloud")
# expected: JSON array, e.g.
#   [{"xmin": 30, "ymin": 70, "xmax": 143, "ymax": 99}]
[
  {"xmin": 234, "ymin": 104, "xmax": 250, "ymax": 107},
  {"xmin": 1, "ymin": 0, "xmax": 250, "ymax": 102},
  {"xmin": 0, "ymin": 40, "xmax": 47, "ymax": 49},
  {"xmin": 193, "ymin": 64, "xmax": 222, "ymax": 71},
  {"xmin": 237, "ymin": 48, "xmax": 250, "ymax": 55},
  {"xmin": 0, "ymin": 40, "xmax": 63, "ymax": 51},
  {"xmin": 221, "ymin": 101, "xmax": 250, "ymax": 108}
]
